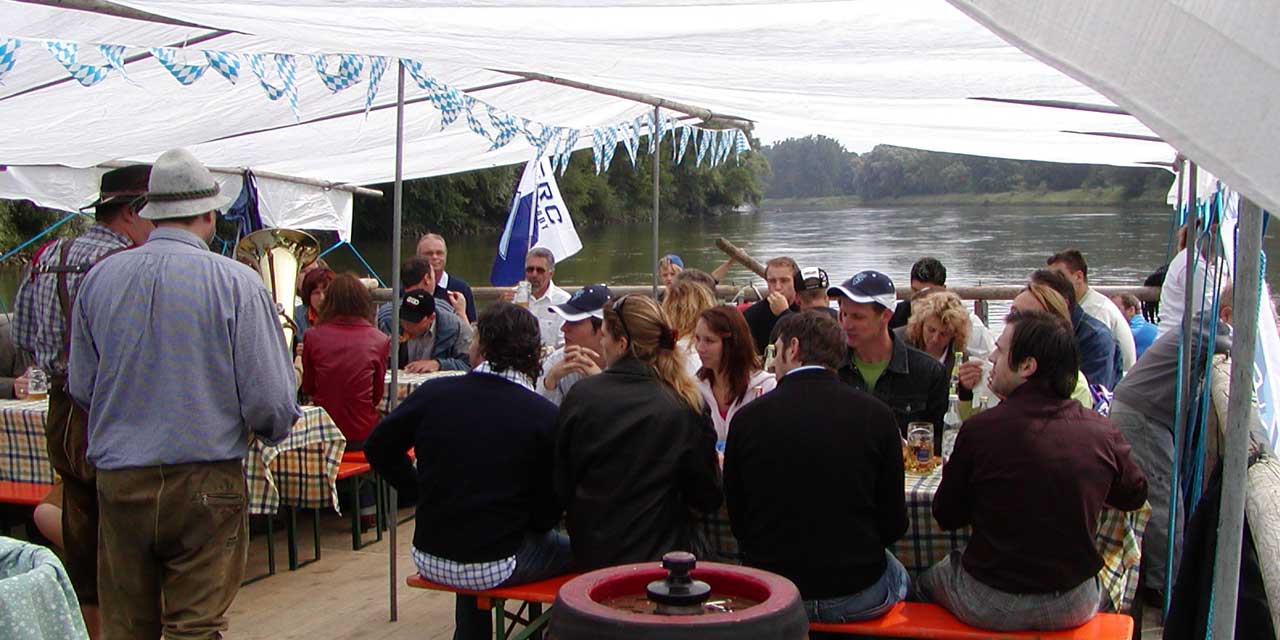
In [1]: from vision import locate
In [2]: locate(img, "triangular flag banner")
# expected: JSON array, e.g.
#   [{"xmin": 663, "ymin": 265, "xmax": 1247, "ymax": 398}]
[
  {"xmin": 463, "ymin": 95, "xmax": 490, "ymax": 141},
  {"xmin": 735, "ymin": 129, "xmax": 750, "ymax": 155},
  {"xmin": 622, "ymin": 124, "xmax": 639, "ymax": 168},
  {"xmin": 676, "ymin": 126, "xmax": 692, "ymax": 164},
  {"xmin": 0, "ymin": 39, "xmax": 19, "ymax": 82},
  {"xmin": 248, "ymin": 53, "xmax": 300, "ymax": 118},
  {"xmin": 717, "ymin": 130, "xmax": 734, "ymax": 165},
  {"xmin": 631, "ymin": 117, "xmax": 647, "ymax": 156},
  {"xmin": 44, "ymin": 41, "xmax": 110, "ymax": 87},
  {"xmin": 651, "ymin": 110, "xmax": 663, "ymax": 145},
  {"xmin": 558, "ymin": 129, "xmax": 580, "ymax": 175},
  {"xmin": 591, "ymin": 128, "xmax": 605, "ymax": 174},
  {"xmin": 97, "ymin": 44, "xmax": 129, "ymax": 81},
  {"xmin": 695, "ymin": 128, "xmax": 711, "ymax": 166},
  {"xmin": 600, "ymin": 126, "xmax": 619, "ymax": 172},
  {"xmin": 152, "ymin": 47, "xmax": 207, "ymax": 85},
  {"xmin": 204, "ymin": 50, "xmax": 240, "ymax": 83},
  {"xmin": 520, "ymin": 118, "xmax": 542, "ymax": 150},
  {"xmin": 364, "ymin": 56, "xmax": 388, "ymax": 116},
  {"xmin": 312, "ymin": 54, "xmax": 363, "ymax": 93},
  {"xmin": 402, "ymin": 59, "xmax": 464, "ymax": 128},
  {"xmin": 487, "ymin": 105, "xmax": 519, "ymax": 149}
]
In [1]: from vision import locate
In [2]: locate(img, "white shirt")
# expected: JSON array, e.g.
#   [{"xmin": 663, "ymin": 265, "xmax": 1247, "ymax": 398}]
[
  {"xmin": 965, "ymin": 311, "xmax": 995, "ymax": 363},
  {"xmin": 678, "ymin": 335, "xmax": 702, "ymax": 377},
  {"xmin": 437, "ymin": 271, "xmax": 451, "ymax": 289},
  {"xmin": 529, "ymin": 282, "xmax": 570, "ymax": 349},
  {"xmin": 1081, "ymin": 287, "xmax": 1137, "ymax": 371},
  {"xmin": 699, "ymin": 368, "xmax": 777, "ymax": 441},
  {"xmin": 1158, "ymin": 249, "xmax": 1216, "ymax": 338}
]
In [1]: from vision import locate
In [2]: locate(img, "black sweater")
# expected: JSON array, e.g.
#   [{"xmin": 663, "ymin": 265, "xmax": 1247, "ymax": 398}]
[
  {"xmin": 554, "ymin": 356, "xmax": 722, "ymax": 571},
  {"xmin": 365, "ymin": 372, "xmax": 561, "ymax": 562},
  {"xmin": 724, "ymin": 367, "xmax": 908, "ymax": 599}
]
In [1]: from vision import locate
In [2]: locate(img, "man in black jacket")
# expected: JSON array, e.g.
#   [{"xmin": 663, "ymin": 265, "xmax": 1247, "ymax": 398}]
[
  {"xmin": 366, "ymin": 303, "xmax": 571, "ymax": 640},
  {"xmin": 742, "ymin": 256, "xmax": 802, "ymax": 354},
  {"xmin": 726, "ymin": 310, "xmax": 909, "ymax": 628},
  {"xmin": 831, "ymin": 270, "xmax": 948, "ymax": 454}
]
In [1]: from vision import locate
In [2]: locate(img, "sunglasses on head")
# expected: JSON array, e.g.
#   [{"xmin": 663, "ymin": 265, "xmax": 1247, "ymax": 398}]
[{"xmin": 611, "ymin": 295, "xmax": 633, "ymax": 343}]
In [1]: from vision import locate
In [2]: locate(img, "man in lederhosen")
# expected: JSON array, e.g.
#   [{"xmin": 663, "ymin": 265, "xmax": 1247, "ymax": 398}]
[{"xmin": 13, "ymin": 164, "xmax": 154, "ymax": 638}]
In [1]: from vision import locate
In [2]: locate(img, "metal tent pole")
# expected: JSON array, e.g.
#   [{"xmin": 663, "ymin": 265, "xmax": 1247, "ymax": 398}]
[
  {"xmin": 652, "ymin": 106, "xmax": 660, "ymax": 298},
  {"xmin": 1212, "ymin": 198, "xmax": 1265, "ymax": 640},
  {"xmin": 387, "ymin": 60, "xmax": 406, "ymax": 623},
  {"xmin": 1168, "ymin": 162, "xmax": 1199, "ymax": 615}
]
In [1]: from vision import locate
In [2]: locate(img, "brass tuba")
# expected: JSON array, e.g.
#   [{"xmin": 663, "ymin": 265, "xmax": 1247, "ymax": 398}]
[{"xmin": 235, "ymin": 228, "xmax": 320, "ymax": 348}]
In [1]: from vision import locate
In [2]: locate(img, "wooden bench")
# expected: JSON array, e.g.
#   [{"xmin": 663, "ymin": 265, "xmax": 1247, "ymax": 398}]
[
  {"xmin": 809, "ymin": 602, "xmax": 1133, "ymax": 639},
  {"xmin": 0, "ymin": 481, "xmax": 53, "ymax": 506},
  {"xmin": 406, "ymin": 572, "xmax": 579, "ymax": 640}
]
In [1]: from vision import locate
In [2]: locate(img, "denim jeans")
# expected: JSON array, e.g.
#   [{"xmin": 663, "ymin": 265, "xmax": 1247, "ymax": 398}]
[
  {"xmin": 452, "ymin": 529, "xmax": 573, "ymax": 640},
  {"xmin": 804, "ymin": 550, "xmax": 910, "ymax": 639}
]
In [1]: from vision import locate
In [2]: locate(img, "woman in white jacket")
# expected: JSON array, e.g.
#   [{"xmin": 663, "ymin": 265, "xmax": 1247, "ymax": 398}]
[{"xmin": 693, "ymin": 305, "xmax": 777, "ymax": 442}]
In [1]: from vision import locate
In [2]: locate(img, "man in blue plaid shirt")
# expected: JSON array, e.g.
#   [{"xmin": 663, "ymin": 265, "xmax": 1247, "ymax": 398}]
[{"xmin": 12, "ymin": 164, "xmax": 154, "ymax": 637}]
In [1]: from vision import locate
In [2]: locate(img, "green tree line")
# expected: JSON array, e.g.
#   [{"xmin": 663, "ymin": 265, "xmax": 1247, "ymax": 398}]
[
  {"xmin": 761, "ymin": 135, "xmax": 1173, "ymax": 201},
  {"xmin": 353, "ymin": 142, "xmax": 769, "ymax": 240}
]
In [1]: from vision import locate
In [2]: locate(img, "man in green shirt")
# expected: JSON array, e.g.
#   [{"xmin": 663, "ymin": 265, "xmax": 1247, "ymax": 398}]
[{"xmin": 832, "ymin": 270, "xmax": 948, "ymax": 453}]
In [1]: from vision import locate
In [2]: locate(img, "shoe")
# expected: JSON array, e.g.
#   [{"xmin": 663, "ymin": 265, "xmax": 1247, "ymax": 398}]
[{"xmin": 360, "ymin": 515, "xmax": 377, "ymax": 532}]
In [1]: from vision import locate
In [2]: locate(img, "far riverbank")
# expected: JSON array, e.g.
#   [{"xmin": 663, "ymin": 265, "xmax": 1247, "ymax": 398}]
[{"xmin": 763, "ymin": 186, "xmax": 1168, "ymax": 209}]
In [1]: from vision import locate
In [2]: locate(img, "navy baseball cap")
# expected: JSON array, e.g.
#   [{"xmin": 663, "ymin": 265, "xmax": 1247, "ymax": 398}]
[
  {"xmin": 828, "ymin": 270, "xmax": 897, "ymax": 311},
  {"xmin": 400, "ymin": 290, "xmax": 436, "ymax": 323},
  {"xmin": 550, "ymin": 284, "xmax": 613, "ymax": 322}
]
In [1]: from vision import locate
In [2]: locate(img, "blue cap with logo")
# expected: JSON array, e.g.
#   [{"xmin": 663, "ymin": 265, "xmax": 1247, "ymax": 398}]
[
  {"xmin": 828, "ymin": 270, "xmax": 897, "ymax": 311},
  {"xmin": 550, "ymin": 284, "xmax": 614, "ymax": 322}
]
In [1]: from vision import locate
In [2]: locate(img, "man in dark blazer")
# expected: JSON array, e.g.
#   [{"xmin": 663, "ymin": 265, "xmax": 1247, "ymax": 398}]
[{"xmin": 725, "ymin": 310, "xmax": 909, "ymax": 630}]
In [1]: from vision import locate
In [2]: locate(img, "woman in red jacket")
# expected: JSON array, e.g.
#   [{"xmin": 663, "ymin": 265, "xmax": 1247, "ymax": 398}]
[{"xmin": 302, "ymin": 273, "xmax": 390, "ymax": 449}]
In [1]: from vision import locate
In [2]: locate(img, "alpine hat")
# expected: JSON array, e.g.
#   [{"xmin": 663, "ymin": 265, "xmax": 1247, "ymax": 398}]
[{"xmin": 139, "ymin": 148, "xmax": 233, "ymax": 220}]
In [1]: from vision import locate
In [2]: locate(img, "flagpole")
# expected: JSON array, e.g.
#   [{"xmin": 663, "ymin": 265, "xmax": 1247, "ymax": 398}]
[
  {"xmin": 652, "ymin": 106, "xmax": 661, "ymax": 298},
  {"xmin": 388, "ymin": 59, "xmax": 405, "ymax": 624}
]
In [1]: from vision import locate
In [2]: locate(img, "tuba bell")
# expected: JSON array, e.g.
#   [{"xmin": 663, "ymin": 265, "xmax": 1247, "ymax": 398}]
[{"xmin": 235, "ymin": 228, "xmax": 320, "ymax": 349}]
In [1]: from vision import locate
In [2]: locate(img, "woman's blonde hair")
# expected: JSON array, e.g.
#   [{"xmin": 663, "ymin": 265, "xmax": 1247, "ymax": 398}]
[
  {"xmin": 661, "ymin": 280, "xmax": 717, "ymax": 340},
  {"xmin": 604, "ymin": 295, "xmax": 704, "ymax": 411},
  {"xmin": 1022, "ymin": 283, "xmax": 1071, "ymax": 324},
  {"xmin": 906, "ymin": 291, "xmax": 971, "ymax": 354}
]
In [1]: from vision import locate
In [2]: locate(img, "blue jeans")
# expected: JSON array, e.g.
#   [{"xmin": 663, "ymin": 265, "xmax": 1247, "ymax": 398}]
[
  {"xmin": 805, "ymin": 550, "xmax": 910, "ymax": 639},
  {"xmin": 453, "ymin": 529, "xmax": 573, "ymax": 640}
]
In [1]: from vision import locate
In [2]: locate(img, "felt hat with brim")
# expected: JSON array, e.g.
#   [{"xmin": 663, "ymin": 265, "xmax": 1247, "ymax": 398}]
[
  {"xmin": 139, "ymin": 148, "xmax": 233, "ymax": 220},
  {"xmin": 81, "ymin": 164, "xmax": 151, "ymax": 213}
]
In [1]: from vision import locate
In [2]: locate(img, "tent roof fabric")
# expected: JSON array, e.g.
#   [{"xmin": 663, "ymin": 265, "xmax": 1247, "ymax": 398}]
[{"xmin": 3, "ymin": 1, "xmax": 1169, "ymax": 180}]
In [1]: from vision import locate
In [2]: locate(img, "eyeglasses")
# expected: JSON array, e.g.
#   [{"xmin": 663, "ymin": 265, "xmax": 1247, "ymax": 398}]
[
  {"xmin": 611, "ymin": 295, "xmax": 633, "ymax": 344},
  {"xmin": 525, "ymin": 266, "xmax": 547, "ymax": 274}
]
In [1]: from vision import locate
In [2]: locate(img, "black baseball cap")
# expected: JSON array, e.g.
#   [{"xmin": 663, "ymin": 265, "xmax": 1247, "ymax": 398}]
[
  {"xmin": 550, "ymin": 284, "xmax": 613, "ymax": 322},
  {"xmin": 828, "ymin": 270, "xmax": 897, "ymax": 311},
  {"xmin": 400, "ymin": 290, "xmax": 436, "ymax": 323}
]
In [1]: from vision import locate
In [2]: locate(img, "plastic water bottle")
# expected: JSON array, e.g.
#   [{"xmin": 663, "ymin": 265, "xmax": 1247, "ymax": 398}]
[{"xmin": 944, "ymin": 393, "xmax": 962, "ymax": 431}]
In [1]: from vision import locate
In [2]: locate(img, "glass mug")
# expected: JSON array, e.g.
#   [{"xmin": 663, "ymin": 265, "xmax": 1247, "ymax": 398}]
[
  {"xmin": 905, "ymin": 421, "xmax": 935, "ymax": 473},
  {"xmin": 25, "ymin": 366, "xmax": 49, "ymax": 401}
]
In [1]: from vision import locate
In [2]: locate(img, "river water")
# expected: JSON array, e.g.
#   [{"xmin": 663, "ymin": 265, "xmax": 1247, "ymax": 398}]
[{"xmin": 3, "ymin": 204, "xmax": 1277, "ymax": 321}]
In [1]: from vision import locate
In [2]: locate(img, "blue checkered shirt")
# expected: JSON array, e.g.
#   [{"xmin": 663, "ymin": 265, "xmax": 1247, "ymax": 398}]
[
  {"xmin": 13, "ymin": 224, "xmax": 132, "ymax": 375},
  {"xmin": 408, "ymin": 360, "xmax": 533, "ymax": 590}
]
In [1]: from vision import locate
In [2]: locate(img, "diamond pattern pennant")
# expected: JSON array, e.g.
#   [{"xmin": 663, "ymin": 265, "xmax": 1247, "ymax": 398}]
[
  {"xmin": 204, "ymin": 50, "xmax": 240, "ymax": 83},
  {"xmin": 558, "ymin": 129, "xmax": 580, "ymax": 175},
  {"xmin": 249, "ymin": 53, "xmax": 300, "ymax": 118},
  {"xmin": 0, "ymin": 39, "xmax": 20, "ymax": 82},
  {"xmin": 695, "ymin": 128, "xmax": 711, "ymax": 166},
  {"xmin": 599, "ymin": 126, "xmax": 619, "ymax": 173},
  {"xmin": 486, "ymin": 105, "xmax": 519, "ymax": 149},
  {"xmin": 312, "ymin": 54, "xmax": 363, "ymax": 93},
  {"xmin": 365, "ymin": 56, "xmax": 389, "ymax": 115},
  {"xmin": 622, "ymin": 122, "xmax": 639, "ymax": 168},
  {"xmin": 151, "ymin": 47, "xmax": 207, "ymax": 85},
  {"xmin": 676, "ymin": 126, "xmax": 692, "ymax": 165},
  {"xmin": 44, "ymin": 41, "xmax": 110, "ymax": 87}
]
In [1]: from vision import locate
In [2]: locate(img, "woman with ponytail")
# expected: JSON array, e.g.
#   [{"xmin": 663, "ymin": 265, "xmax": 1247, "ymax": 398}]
[{"xmin": 554, "ymin": 294, "xmax": 722, "ymax": 571}]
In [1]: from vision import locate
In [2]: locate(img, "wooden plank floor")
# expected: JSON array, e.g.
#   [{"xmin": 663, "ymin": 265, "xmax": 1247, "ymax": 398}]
[{"xmin": 225, "ymin": 509, "xmax": 456, "ymax": 640}]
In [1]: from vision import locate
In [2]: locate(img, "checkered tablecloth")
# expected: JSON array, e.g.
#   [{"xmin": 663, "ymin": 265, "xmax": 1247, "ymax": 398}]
[
  {"xmin": 381, "ymin": 370, "xmax": 467, "ymax": 413},
  {"xmin": 246, "ymin": 405, "xmax": 346, "ymax": 516},
  {"xmin": 0, "ymin": 398, "xmax": 56, "ymax": 484},
  {"xmin": 0, "ymin": 398, "xmax": 344, "ymax": 517}
]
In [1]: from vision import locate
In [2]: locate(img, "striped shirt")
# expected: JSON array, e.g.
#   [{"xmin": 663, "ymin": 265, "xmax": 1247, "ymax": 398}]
[
  {"xmin": 68, "ymin": 227, "xmax": 300, "ymax": 470},
  {"xmin": 13, "ymin": 224, "xmax": 132, "ymax": 375}
]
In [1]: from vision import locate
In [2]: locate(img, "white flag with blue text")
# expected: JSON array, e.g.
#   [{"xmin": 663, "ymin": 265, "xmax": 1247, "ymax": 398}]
[{"xmin": 490, "ymin": 157, "xmax": 582, "ymax": 285}]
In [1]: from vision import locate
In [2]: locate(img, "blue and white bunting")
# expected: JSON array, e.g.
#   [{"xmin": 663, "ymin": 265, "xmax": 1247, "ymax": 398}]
[
  {"xmin": 151, "ymin": 47, "xmax": 207, "ymax": 85},
  {"xmin": 0, "ymin": 39, "xmax": 20, "ymax": 83},
  {"xmin": 204, "ymin": 50, "xmax": 240, "ymax": 83},
  {"xmin": 487, "ymin": 105, "xmax": 519, "ymax": 150},
  {"xmin": 557, "ymin": 129, "xmax": 580, "ymax": 175},
  {"xmin": 621, "ymin": 123, "xmax": 639, "ymax": 168},
  {"xmin": 717, "ymin": 129, "xmax": 734, "ymax": 165},
  {"xmin": 248, "ymin": 53, "xmax": 300, "ymax": 118},
  {"xmin": 403, "ymin": 60, "xmax": 465, "ymax": 129},
  {"xmin": 676, "ymin": 126, "xmax": 692, "ymax": 165},
  {"xmin": 631, "ymin": 116, "xmax": 647, "ymax": 155},
  {"xmin": 463, "ymin": 95, "xmax": 490, "ymax": 141},
  {"xmin": 734, "ymin": 129, "xmax": 750, "ymax": 155},
  {"xmin": 44, "ymin": 41, "xmax": 110, "ymax": 87},
  {"xmin": 695, "ymin": 128, "xmax": 711, "ymax": 166},
  {"xmin": 312, "ymin": 54, "xmax": 363, "ymax": 93},
  {"xmin": 365, "ymin": 55, "xmax": 388, "ymax": 115},
  {"xmin": 599, "ymin": 126, "xmax": 619, "ymax": 173},
  {"xmin": 97, "ymin": 44, "xmax": 129, "ymax": 80}
]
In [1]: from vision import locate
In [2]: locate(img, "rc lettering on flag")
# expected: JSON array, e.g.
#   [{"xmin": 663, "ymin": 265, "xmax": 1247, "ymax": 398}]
[{"xmin": 490, "ymin": 157, "xmax": 582, "ymax": 286}]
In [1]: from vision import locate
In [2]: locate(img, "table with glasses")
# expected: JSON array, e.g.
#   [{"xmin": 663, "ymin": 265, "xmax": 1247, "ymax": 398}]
[
  {"xmin": 0, "ymin": 398, "xmax": 346, "ymax": 516},
  {"xmin": 381, "ymin": 370, "xmax": 467, "ymax": 413}
]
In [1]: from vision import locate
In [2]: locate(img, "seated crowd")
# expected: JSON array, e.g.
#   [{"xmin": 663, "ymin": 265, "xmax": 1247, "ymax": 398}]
[{"xmin": 281, "ymin": 236, "xmax": 1161, "ymax": 640}]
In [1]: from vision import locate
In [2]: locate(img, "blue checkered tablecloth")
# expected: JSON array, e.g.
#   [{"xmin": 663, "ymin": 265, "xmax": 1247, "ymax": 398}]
[
  {"xmin": 381, "ymin": 370, "xmax": 466, "ymax": 413},
  {"xmin": 0, "ymin": 398, "xmax": 344, "ymax": 517}
]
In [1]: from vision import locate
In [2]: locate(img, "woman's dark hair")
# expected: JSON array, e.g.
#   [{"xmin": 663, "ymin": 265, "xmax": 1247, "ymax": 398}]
[
  {"xmin": 319, "ymin": 273, "xmax": 372, "ymax": 322},
  {"xmin": 696, "ymin": 305, "xmax": 762, "ymax": 405},
  {"xmin": 301, "ymin": 267, "xmax": 336, "ymax": 311},
  {"xmin": 1005, "ymin": 309, "xmax": 1080, "ymax": 399},
  {"xmin": 476, "ymin": 302, "xmax": 543, "ymax": 382}
]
